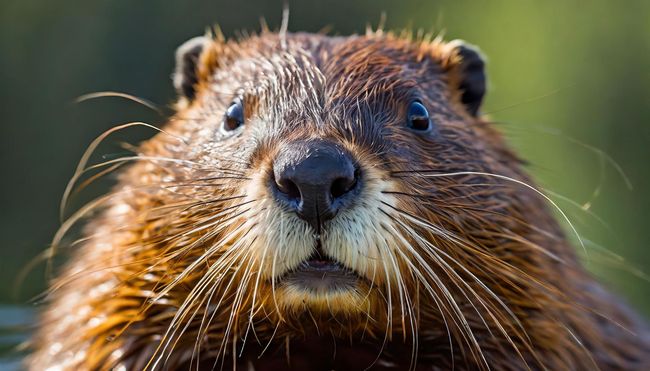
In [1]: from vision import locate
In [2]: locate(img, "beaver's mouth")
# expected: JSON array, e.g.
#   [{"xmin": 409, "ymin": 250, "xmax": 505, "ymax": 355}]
[{"xmin": 280, "ymin": 241, "xmax": 359, "ymax": 292}]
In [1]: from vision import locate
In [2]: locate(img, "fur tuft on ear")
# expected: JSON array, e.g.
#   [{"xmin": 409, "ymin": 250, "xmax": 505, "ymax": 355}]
[
  {"xmin": 448, "ymin": 40, "xmax": 487, "ymax": 117},
  {"xmin": 173, "ymin": 36, "xmax": 211, "ymax": 101}
]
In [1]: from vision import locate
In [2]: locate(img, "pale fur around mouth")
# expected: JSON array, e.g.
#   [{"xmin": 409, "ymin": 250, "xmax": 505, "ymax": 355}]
[
  {"xmin": 276, "ymin": 237, "xmax": 361, "ymax": 290},
  {"xmin": 242, "ymin": 164, "xmax": 400, "ymax": 286}
]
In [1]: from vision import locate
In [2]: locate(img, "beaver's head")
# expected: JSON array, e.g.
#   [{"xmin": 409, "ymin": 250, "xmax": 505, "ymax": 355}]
[{"xmin": 115, "ymin": 31, "xmax": 585, "ymax": 368}]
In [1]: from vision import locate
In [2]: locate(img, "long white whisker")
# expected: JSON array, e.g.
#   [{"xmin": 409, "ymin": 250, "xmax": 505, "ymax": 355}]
[{"xmin": 396, "ymin": 171, "xmax": 586, "ymax": 255}]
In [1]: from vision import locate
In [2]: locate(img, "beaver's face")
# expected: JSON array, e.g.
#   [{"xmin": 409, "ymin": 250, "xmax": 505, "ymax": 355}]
[
  {"xmin": 158, "ymin": 32, "xmax": 548, "ymax": 339},
  {"xmin": 34, "ymin": 31, "xmax": 644, "ymax": 371}
]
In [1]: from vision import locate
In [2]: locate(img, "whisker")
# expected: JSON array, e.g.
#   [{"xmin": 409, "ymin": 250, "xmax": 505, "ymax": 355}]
[
  {"xmin": 392, "ymin": 170, "xmax": 587, "ymax": 256},
  {"xmin": 60, "ymin": 122, "xmax": 189, "ymax": 221},
  {"xmin": 75, "ymin": 91, "xmax": 164, "ymax": 115}
]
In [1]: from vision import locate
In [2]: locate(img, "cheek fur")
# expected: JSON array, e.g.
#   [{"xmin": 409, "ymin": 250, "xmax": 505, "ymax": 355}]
[
  {"xmin": 322, "ymin": 169, "xmax": 402, "ymax": 285},
  {"xmin": 239, "ymin": 168, "xmax": 315, "ymax": 278}
]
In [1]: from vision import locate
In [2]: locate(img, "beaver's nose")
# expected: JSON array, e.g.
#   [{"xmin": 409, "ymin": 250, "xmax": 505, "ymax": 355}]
[{"xmin": 272, "ymin": 140, "xmax": 359, "ymax": 231}]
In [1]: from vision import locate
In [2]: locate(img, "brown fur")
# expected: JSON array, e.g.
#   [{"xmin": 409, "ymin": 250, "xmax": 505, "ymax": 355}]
[{"xmin": 29, "ymin": 31, "xmax": 650, "ymax": 370}]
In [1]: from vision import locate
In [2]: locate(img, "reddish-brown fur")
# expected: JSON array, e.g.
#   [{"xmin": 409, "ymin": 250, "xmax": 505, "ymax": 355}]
[{"xmin": 29, "ymin": 31, "xmax": 649, "ymax": 370}]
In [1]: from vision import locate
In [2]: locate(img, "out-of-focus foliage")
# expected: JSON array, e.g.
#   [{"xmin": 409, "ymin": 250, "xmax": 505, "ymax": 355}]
[{"xmin": 0, "ymin": 0, "xmax": 649, "ymax": 317}]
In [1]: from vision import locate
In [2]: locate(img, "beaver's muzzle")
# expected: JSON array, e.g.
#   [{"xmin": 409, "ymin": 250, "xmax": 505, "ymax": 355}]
[{"xmin": 271, "ymin": 139, "xmax": 360, "ymax": 231}]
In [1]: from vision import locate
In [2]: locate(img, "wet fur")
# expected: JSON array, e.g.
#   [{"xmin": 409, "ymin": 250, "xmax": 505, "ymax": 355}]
[{"xmin": 29, "ymin": 30, "xmax": 650, "ymax": 370}]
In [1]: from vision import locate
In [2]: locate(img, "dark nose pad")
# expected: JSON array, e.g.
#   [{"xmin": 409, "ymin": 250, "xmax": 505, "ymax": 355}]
[{"xmin": 272, "ymin": 139, "xmax": 359, "ymax": 231}]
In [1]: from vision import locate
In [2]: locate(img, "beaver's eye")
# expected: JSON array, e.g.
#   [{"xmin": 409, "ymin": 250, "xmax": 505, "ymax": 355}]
[
  {"xmin": 407, "ymin": 101, "xmax": 431, "ymax": 131},
  {"xmin": 223, "ymin": 99, "xmax": 244, "ymax": 131}
]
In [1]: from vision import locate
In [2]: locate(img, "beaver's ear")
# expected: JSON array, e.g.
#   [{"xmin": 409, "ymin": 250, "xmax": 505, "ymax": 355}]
[
  {"xmin": 449, "ymin": 40, "xmax": 487, "ymax": 117},
  {"xmin": 173, "ymin": 36, "xmax": 211, "ymax": 101}
]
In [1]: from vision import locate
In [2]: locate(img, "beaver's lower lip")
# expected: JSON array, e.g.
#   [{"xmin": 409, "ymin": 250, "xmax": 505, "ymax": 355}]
[{"xmin": 281, "ymin": 256, "xmax": 359, "ymax": 292}]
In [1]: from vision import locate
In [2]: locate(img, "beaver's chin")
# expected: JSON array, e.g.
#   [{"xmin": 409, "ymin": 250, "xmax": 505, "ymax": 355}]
[
  {"xmin": 268, "ymin": 239, "xmax": 371, "ymax": 314},
  {"xmin": 274, "ymin": 255, "xmax": 366, "ymax": 314}
]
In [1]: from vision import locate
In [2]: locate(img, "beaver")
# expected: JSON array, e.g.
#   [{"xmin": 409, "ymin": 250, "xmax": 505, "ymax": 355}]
[{"xmin": 28, "ymin": 28, "xmax": 650, "ymax": 370}]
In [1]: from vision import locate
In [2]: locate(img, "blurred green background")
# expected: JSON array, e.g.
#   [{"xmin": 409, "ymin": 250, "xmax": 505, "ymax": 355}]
[{"xmin": 1, "ymin": 0, "xmax": 649, "ymax": 321}]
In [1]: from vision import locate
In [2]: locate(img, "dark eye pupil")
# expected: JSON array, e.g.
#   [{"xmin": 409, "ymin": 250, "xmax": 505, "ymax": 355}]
[
  {"xmin": 224, "ymin": 99, "xmax": 244, "ymax": 131},
  {"xmin": 407, "ymin": 101, "xmax": 431, "ymax": 131}
]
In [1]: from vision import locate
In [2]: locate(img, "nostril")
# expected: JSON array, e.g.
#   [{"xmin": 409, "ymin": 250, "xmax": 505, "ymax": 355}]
[
  {"xmin": 276, "ymin": 178, "xmax": 301, "ymax": 202},
  {"xmin": 330, "ymin": 174, "xmax": 357, "ymax": 199}
]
